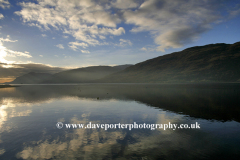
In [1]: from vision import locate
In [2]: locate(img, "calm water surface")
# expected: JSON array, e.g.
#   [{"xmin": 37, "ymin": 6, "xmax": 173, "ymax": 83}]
[{"xmin": 0, "ymin": 84, "xmax": 240, "ymax": 160}]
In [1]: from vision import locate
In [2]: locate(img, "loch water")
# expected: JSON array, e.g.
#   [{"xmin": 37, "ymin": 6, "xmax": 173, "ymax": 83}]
[{"xmin": 0, "ymin": 83, "xmax": 240, "ymax": 160}]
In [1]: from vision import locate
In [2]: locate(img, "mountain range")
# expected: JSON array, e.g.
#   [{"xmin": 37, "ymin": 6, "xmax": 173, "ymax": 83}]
[
  {"xmin": 8, "ymin": 65, "xmax": 132, "ymax": 84},
  {"xmin": 7, "ymin": 41, "xmax": 240, "ymax": 84},
  {"xmin": 8, "ymin": 72, "xmax": 52, "ymax": 84},
  {"xmin": 100, "ymin": 42, "xmax": 240, "ymax": 83}
]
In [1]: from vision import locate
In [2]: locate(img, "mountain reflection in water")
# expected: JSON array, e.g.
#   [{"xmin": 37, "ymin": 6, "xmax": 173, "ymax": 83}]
[{"xmin": 0, "ymin": 84, "xmax": 240, "ymax": 160}]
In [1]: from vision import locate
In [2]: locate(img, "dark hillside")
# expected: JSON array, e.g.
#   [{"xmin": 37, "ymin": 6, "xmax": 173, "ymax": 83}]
[{"xmin": 100, "ymin": 42, "xmax": 240, "ymax": 83}]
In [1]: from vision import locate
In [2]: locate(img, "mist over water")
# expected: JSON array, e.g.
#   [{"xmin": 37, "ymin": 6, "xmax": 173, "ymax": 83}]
[{"xmin": 0, "ymin": 84, "xmax": 240, "ymax": 159}]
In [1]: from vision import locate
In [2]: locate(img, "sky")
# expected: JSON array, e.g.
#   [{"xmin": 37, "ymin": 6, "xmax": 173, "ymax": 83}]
[{"xmin": 0, "ymin": 0, "xmax": 240, "ymax": 83}]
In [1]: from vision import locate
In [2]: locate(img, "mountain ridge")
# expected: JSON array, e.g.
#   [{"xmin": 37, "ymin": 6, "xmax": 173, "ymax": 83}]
[
  {"xmin": 7, "ymin": 65, "xmax": 132, "ymax": 84},
  {"xmin": 6, "ymin": 41, "xmax": 240, "ymax": 84},
  {"xmin": 98, "ymin": 41, "xmax": 240, "ymax": 83},
  {"xmin": 8, "ymin": 72, "xmax": 52, "ymax": 84}
]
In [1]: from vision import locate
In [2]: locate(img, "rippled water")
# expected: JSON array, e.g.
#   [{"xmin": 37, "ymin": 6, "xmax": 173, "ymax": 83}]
[{"xmin": 0, "ymin": 84, "xmax": 240, "ymax": 160}]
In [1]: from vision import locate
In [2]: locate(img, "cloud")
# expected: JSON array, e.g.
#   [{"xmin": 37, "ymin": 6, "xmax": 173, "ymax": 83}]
[
  {"xmin": 0, "ymin": 14, "xmax": 4, "ymax": 19},
  {"xmin": 68, "ymin": 41, "xmax": 88, "ymax": 51},
  {"xmin": 15, "ymin": 0, "xmax": 124, "ymax": 47},
  {"xmin": 140, "ymin": 47, "xmax": 147, "ymax": 51},
  {"xmin": 99, "ymin": 35, "xmax": 106, "ymax": 40},
  {"xmin": 139, "ymin": 46, "xmax": 156, "ymax": 52},
  {"xmin": 41, "ymin": 34, "xmax": 47, "ymax": 37},
  {"xmin": 0, "ymin": 0, "xmax": 10, "ymax": 9},
  {"xmin": 81, "ymin": 50, "xmax": 90, "ymax": 54},
  {"xmin": 123, "ymin": 0, "xmax": 223, "ymax": 51},
  {"xmin": 15, "ymin": 0, "xmax": 237, "ymax": 52},
  {"xmin": 111, "ymin": 0, "xmax": 138, "ymax": 9},
  {"xmin": 55, "ymin": 44, "xmax": 64, "ymax": 49},
  {"xmin": 0, "ymin": 149, "xmax": 5, "ymax": 155},
  {"xmin": 0, "ymin": 35, "xmax": 17, "ymax": 42},
  {"xmin": 6, "ymin": 50, "xmax": 32, "ymax": 58},
  {"xmin": 39, "ymin": 55, "xmax": 43, "ymax": 57},
  {"xmin": 116, "ymin": 39, "xmax": 132, "ymax": 47},
  {"xmin": 229, "ymin": 4, "xmax": 240, "ymax": 18},
  {"xmin": 0, "ymin": 36, "xmax": 31, "ymax": 63}
]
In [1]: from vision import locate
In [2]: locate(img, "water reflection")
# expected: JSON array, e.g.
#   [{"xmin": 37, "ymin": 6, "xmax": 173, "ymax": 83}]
[
  {"xmin": 1, "ymin": 84, "xmax": 240, "ymax": 122},
  {"xmin": 0, "ymin": 84, "xmax": 240, "ymax": 159}
]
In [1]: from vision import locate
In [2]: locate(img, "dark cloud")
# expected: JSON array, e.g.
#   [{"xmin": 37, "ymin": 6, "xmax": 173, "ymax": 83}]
[
  {"xmin": 123, "ymin": 0, "xmax": 235, "ymax": 51},
  {"xmin": 13, "ymin": 0, "xmax": 240, "ymax": 52}
]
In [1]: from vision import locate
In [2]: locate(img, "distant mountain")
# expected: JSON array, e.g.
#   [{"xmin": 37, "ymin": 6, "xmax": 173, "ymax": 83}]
[
  {"xmin": 100, "ymin": 42, "xmax": 240, "ymax": 83},
  {"xmin": 8, "ymin": 65, "xmax": 132, "ymax": 84},
  {"xmin": 43, "ymin": 64, "xmax": 132, "ymax": 83},
  {"xmin": 8, "ymin": 72, "xmax": 52, "ymax": 84},
  {"xmin": 8, "ymin": 42, "xmax": 240, "ymax": 84}
]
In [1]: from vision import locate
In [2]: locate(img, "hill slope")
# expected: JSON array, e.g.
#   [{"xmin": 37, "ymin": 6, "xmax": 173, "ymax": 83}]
[
  {"xmin": 100, "ymin": 42, "xmax": 240, "ymax": 83},
  {"xmin": 43, "ymin": 65, "xmax": 132, "ymax": 83},
  {"xmin": 9, "ymin": 72, "xmax": 52, "ymax": 84}
]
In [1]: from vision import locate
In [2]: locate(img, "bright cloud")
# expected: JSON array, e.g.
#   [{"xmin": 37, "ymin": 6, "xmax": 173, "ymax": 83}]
[
  {"xmin": 0, "ymin": 36, "xmax": 31, "ymax": 63},
  {"xmin": 0, "ymin": 0, "xmax": 10, "ymax": 9},
  {"xmin": 118, "ymin": 39, "xmax": 132, "ymax": 47},
  {"xmin": 15, "ymin": 0, "xmax": 125, "ymax": 47},
  {"xmin": 0, "ymin": 14, "xmax": 4, "ymax": 19},
  {"xmin": 55, "ymin": 44, "xmax": 64, "ymax": 49},
  {"xmin": 14, "ymin": 0, "xmax": 240, "ymax": 52},
  {"xmin": 140, "ymin": 47, "xmax": 147, "ymax": 51},
  {"xmin": 68, "ymin": 41, "xmax": 88, "ymax": 51},
  {"xmin": 81, "ymin": 50, "xmax": 90, "ymax": 54},
  {"xmin": 111, "ymin": 0, "xmax": 138, "ymax": 9}
]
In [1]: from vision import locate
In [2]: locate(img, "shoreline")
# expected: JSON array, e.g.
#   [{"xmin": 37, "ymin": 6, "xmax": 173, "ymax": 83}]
[{"xmin": 0, "ymin": 85, "xmax": 18, "ymax": 88}]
